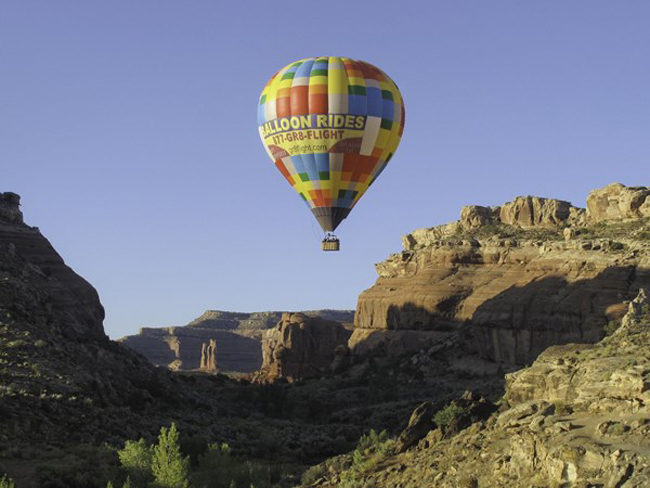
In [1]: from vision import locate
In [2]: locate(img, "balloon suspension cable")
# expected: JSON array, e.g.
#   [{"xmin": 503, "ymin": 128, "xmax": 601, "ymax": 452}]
[{"xmin": 321, "ymin": 232, "xmax": 340, "ymax": 252}]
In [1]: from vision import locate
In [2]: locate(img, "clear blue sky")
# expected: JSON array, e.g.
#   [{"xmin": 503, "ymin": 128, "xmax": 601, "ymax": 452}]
[{"xmin": 2, "ymin": 1, "xmax": 649, "ymax": 338}]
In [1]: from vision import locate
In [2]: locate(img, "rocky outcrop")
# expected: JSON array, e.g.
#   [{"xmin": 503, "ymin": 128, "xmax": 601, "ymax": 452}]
[
  {"xmin": 0, "ymin": 193, "xmax": 194, "ymax": 446},
  {"xmin": 259, "ymin": 313, "xmax": 352, "ymax": 381},
  {"xmin": 0, "ymin": 192, "xmax": 23, "ymax": 223},
  {"xmin": 0, "ymin": 192, "xmax": 106, "ymax": 341},
  {"xmin": 404, "ymin": 195, "xmax": 586, "ymax": 248},
  {"xmin": 587, "ymin": 182, "xmax": 650, "ymax": 222},
  {"xmin": 499, "ymin": 196, "xmax": 575, "ymax": 228},
  {"xmin": 308, "ymin": 290, "xmax": 650, "ymax": 487},
  {"xmin": 354, "ymin": 184, "xmax": 650, "ymax": 365},
  {"xmin": 119, "ymin": 309, "xmax": 354, "ymax": 373},
  {"xmin": 200, "ymin": 339, "xmax": 217, "ymax": 373},
  {"xmin": 505, "ymin": 288, "xmax": 650, "ymax": 410}
]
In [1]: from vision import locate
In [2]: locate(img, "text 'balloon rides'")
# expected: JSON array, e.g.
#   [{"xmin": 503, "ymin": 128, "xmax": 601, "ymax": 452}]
[{"xmin": 257, "ymin": 57, "xmax": 405, "ymax": 251}]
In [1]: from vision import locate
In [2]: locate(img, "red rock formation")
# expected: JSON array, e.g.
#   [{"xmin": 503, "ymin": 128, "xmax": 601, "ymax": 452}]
[
  {"xmin": 119, "ymin": 328, "xmax": 262, "ymax": 372},
  {"xmin": 200, "ymin": 339, "xmax": 217, "ymax": 373},
  {"xmin": 260, "ymin": 313, "xmax": 352, "ymax": 381},
  {"xmin": 118, "ymin": 310, "xmax": 354, "ymax": 373},
  {"xmin": 353, "ymin": 184, "xmax": 650, "ymax": 365}
]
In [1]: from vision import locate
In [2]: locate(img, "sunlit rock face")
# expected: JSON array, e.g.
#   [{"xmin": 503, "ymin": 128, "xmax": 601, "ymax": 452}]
[
  {"xmin": 587, "ymin": 182, "xmax": 650, "ymax": 222},
  {"xmin": 353, "ymin": 184, "xmax": 650, "ymax": 365}
]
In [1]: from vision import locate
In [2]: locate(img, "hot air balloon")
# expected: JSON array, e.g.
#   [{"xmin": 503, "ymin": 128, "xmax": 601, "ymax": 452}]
[{"xmin": 258, "ymin": 57, "xmax": 405, "ymax": 251}]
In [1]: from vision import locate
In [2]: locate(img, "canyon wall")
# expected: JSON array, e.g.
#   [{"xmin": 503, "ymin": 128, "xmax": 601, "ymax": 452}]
[
  {"xmin": 119, "ymin": 309, "xmax": 354, "ymax": 373},
  {"xmin": 354, "ymin": 183, "xmax": 650, "ymax": 364}
]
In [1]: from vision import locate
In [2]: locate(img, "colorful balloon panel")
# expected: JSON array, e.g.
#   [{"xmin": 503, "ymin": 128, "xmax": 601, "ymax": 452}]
[{"xmin": 258, "ymin": 57, "xmax": 405, "ymax": 232}]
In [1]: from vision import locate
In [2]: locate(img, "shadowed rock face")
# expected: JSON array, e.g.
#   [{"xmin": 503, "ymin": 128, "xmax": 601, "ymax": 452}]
[
  {"xmin": 120, "ymin": 327, "xmax": 263, "ymax": 373},
  {"xmin": 354, "ymin": 183, "xmax": 650, "ymax": 365},
  {"xmin": 259, "ymin": 313, "xmax": 352, "ymax": 381},
  {"xmin": 0, "ymin": 193, "xmax": 199, "ymax": 447},
  {"xmin": 0, "ymin": 192, "xmax": 105, "ymax": 341},
  {"xmin": 314, "ymin": 291, "xmax": 650, "ymax": 487}
]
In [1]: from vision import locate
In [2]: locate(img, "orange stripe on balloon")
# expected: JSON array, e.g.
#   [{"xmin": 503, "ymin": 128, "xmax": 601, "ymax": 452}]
[
  {"xmin": 309, "ymin": 92, "xmax": 328, "ymax": 114},
  {"xmin": 290, "ymin": 86, "xmax": 309, "ymax": 115},
  {"xmin": 276, "ymin": 96, "xmax": 291, "ymax": 118},
  {"xmin": 275, "ymin": 160, "xmax": 292, "ymax": 183}
]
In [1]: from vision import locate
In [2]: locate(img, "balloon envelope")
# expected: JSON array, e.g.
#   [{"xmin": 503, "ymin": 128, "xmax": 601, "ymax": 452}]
[{"xmin": 258, "ymin": 57, "xmax": 405, "ymax": 232}]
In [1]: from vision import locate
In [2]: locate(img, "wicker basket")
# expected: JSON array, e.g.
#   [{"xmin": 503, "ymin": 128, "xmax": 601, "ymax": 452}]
[{"xmin": 322, "ymin": 239, "xmax": 340, "ymax": 251}]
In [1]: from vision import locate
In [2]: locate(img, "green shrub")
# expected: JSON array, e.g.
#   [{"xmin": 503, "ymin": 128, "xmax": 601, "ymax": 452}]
[
  {"xmin": 433, "ymin": 403, "xmax": 466, "ymax": 428},
  {"xmin": 113, "ymin": 424, "xmax": 270, "ymax": 488},
  {"xmin": 608, "ymin": 423, "xmax": 628, "ymax": 436},
  {"xmin": 604, "ymin": 319, "xmax": 621, "ymax": 336},
  {"xmin": 339, "ymin": 430, "xmax": 395, "ymax": 487},
  {"xmin": 0, "ymin": 475, "xmax": 15, "ymax": 488},
  {"xmin": 640, "ymin": 304, "xmax": 650, "ymax": 318},
  {"xmin": 151, "ymin": 423, "xmax": 190, "ymax": 488},
  {"xmin": 194, "ymin": 443, "xmax": 270, "ymax": 488},
  {"xmin": 115, "ymin": 424, "xmax": 190, "ymax": 488}
]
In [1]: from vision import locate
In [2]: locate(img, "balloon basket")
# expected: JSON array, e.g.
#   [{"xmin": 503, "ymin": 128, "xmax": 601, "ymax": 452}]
[{"xmin": 322, "ymin": 236, "xmax": 340, "ymax": 252}]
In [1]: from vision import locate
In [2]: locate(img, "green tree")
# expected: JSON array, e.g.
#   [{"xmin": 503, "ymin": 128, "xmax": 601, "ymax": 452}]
[
  {"xmin": 151, "ymin": 423, "xmax": 190, "ymax": 488},
  {"xmin": 118, "ymin": 438, "xmax": 153, "ymax": 486},
  {"xmin": 0, "ymin": 475, "xmax": 15, "ymax": 488}
]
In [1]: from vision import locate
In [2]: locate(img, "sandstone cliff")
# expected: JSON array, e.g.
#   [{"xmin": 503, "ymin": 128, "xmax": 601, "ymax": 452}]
[
  {"xmin": 354, "ymin": 183, "xmax": 650, "ymax": 365},
  {"xmin": 257, "ymin": 312, "xmax": 352, "ymax": 381},
  {"xmin": 305, "ymin": 288, "xmax": 650, "ymax": 487},
  {"xmin": 118, "ymin": 309, "xmax": 354, "ymax": 373}
]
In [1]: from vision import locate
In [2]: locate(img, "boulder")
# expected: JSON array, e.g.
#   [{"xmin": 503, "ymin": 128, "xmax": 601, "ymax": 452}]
[
  {"xmin": 396, "ymin": 401, "xmax": 437, "ymax": 452},
  {"xmin": 587, "ymin": 183, "xmax": 650, "ymax": 222},
  {"xmin": 460, "ymin": 205, "xmax": 495, "ymax": 229}
]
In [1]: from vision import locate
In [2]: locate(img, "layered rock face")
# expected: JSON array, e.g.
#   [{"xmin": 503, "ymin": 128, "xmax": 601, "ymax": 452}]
[
  {"xmin": 354, "ymin": 183, "xmax": 650, "ymax": 365},
  {"xmin": 119, "ymin": 309, "xmax": 354, "ymax": 373},
  {"xmin": 188, "ymin": 309, "xmax": 355, "ymax": 339},
  {"xmin": 309, "ymin": 289, "xmax": 650, "ymax": 487},
  {"xmin": 259, "ymin": 313, "xmax": 352, "ymax": 381},
  {"xmin": 0, "ymin": 192, "xmax": 106, "ymax": 341}
]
